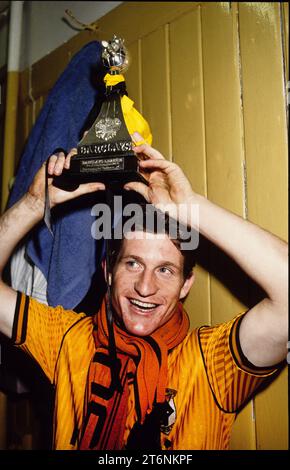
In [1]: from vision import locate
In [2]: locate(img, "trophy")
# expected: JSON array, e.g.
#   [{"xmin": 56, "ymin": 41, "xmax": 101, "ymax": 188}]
[{"xmin": 55, "ymin": 35, "xmax": 150, "ymax": 191}]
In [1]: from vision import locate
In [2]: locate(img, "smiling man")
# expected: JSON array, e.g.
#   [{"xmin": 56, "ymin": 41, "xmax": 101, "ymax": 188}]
[
  {"xmin": 0, "ymin": 142, "xmax": 288, "ymax": 451},
  {"xmin": 111, "ymin": 233, "xmax": 194, "ymax": 337}
]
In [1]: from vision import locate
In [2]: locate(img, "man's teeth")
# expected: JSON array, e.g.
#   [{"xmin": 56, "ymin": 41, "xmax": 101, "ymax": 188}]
[{"xmin": 130, "ymin": 299, "xmax": 158, "ymax": 309}]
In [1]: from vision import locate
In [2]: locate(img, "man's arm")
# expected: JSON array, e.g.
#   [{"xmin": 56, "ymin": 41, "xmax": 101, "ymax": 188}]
[
  {"xmin": 0, "ymin": 151, "xmax": 105, "ymax": 338},
  {"xmin": 187, "ymin": 192, "xmax": 288, "ymax": 368},
  {"xmin": 125, "ymin": 142, "xmax": 288, "ymax": 368},
  {"xmin": 0, "ymin": 194, "xmax": 44, "ymax": 337}
]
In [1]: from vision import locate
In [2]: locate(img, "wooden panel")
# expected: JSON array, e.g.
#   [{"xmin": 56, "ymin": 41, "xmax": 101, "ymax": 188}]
[
  {"xmin": 239, "ymin": 3, "xmax": 288, "ymax": 239},
  {"xmin": 31, "ymin": 45, "xmax": 70, "ymax": 99},
  {"xmin": 238, "ymin": 2, "xmax": 288, "ymax": 450},
  {"xmin": 256, "ymin": 369, "xmax": 287, "ymax": 450},
  {"xmin": 169, "ymin": 7, "xmax": 210, "ymax": 328},
  {"xmin": 230, "ymin": 402, "xmax": 256, "ymax": 450},
  {"xmin": 29, "ymin": 30, "xmax": 95, "ymax": 100},
  {"xmin": 125, "ymin": 40, "xmax": 142, "ymax": 113},
  {"xmin": 19, "ymin": 67, "xmax": 29, "ymax": 106},
  {"xmin": 16, "ymin": 68, "xmax": 30, "ymax": 163},
  {"xmin": 34, "ymin": 96, "xmax": 43, "ymax": 122},
  {"xmin": 170, "ymin": 7, "xmax": 206, "ymax": 196},
  {"xmin": 201, "ymin": 2, "xmax": 255, "ymax": 449},
  {"xmin": 141, "ymin": 26, "xmax": 171, "ymax": 157},
  {"xmin": 2, "ymin": 71, "xmax": 20, "ymax": 211},
  {"xmin": 24, "ymin": 104, "xmax": 33, "ymax": 141},
  {"xmin": 201, "ymin": 2, "xmax": 247, "ymax": 323},
  {"xmin": 282, "ymin": 3, "xmax": 289, "ymax": 79},
  {"xmin": 96, "ymin": 2, "xmax": 198, "ymax": 46}
]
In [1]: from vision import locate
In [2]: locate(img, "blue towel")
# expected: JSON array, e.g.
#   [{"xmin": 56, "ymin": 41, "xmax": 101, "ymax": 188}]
[{"xmin": 8, "ymin": 41, "xmax": 107, "ymax": 309}]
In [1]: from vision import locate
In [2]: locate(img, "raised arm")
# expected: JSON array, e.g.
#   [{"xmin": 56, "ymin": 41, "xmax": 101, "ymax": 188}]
[
  {"xmin": 125, "ymin": 142, "xmax": 288, "ymax": 367},
  {"xmin": 0, "ymin": 149, "xmax": 105, "ymax": 338}
]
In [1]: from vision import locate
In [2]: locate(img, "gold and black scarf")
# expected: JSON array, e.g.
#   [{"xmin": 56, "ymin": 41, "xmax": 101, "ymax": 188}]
[{"xmin": 79, "ymin": 299, "xmax": 189, "ymax": 450}]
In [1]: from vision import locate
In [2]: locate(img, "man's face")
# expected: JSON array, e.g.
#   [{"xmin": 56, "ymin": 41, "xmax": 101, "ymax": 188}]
[{"xmin": 110, "ymin": 231, "xmax": 194, "ymax": 336}]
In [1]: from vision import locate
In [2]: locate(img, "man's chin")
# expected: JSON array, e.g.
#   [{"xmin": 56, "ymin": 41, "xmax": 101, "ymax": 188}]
[
  {"xmin": 112, "ymin": 313, "xmax": 152, "ymax": 336},
  {"xmin": 123, "ymin": 319, "xmax": 156, "ymax": 337}
]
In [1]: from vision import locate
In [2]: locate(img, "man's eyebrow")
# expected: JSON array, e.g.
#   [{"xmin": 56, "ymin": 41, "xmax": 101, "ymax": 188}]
[
  {"xmin": 121, "ymin": 255, "xmax": 144, "ymax": 262},
  {"xmin": 121, "ymin": 254, "xmax": 181, "ymax": 270}
]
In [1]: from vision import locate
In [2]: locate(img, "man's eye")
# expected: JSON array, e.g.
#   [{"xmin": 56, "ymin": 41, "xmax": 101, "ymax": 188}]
[
  {"xmin": 159, "ymin": 267, "xmax": 173, "ymax": 275},
  {"xmin": 126, "ymin": 260, "xmax": 140, "ymax": 269}
]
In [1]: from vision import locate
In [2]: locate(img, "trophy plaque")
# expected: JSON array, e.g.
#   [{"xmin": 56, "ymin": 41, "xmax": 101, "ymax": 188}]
[{"xmin": 55, "ymin": 36, "xmax": 148, "ymax": 191}]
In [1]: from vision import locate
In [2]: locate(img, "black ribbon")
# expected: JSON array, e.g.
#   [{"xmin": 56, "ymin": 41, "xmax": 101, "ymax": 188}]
[
  {"xmin": 44, "ymin": 162, "xmax": 53, "ymax": 236},
  {"xmin": 105, "ymin": 186, "xmax": 123, "ymax": 393}
]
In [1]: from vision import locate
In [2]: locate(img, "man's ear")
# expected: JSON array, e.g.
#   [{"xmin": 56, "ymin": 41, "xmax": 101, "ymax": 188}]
[
  {"xmin": 179, "ymin": 271, "xmax": 195, "ymax": 300},
  {"xmin": 101, "ymin": 259, "xmax": 112, "ymax": 286}
]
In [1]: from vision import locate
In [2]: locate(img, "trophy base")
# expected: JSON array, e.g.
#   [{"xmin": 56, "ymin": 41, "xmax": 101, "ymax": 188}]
[{"xmin": 53, "ymin": 153, "xmax": 148, "ymax": 191}]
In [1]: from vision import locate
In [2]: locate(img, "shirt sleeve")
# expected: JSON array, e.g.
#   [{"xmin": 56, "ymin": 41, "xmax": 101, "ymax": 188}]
[
  {"xmin": 198, "ymin": 312, "xmax": 285, "ymax": 413},
  {"xmin": 12, "ymin": 291, "xmax": 86, "ymax": 383}
]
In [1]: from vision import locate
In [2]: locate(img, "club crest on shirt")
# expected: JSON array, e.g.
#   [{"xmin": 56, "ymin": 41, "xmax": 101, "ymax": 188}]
[{"xmin": 160, "ymin": 388, "xmax": 177, "ymax": 435}]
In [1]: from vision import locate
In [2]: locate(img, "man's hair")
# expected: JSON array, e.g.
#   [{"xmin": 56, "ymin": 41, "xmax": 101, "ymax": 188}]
[{"xmin": 109, "ymin": 202, "xmax": 196, "ymax": 280}]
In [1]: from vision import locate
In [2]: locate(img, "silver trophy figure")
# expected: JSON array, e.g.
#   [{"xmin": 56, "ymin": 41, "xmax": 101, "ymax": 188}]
[{"xmin": 101, "ymin": 35, "xmax": 130, "ymax": 73}]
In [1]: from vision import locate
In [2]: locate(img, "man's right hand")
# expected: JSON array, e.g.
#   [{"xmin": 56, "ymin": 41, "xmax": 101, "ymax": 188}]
[
  {"xmin": 124, "ymin": 140, "xmax": 196, "ymax": 227},
  {"xmin": 28, "ymin": 148, "xmax": 105, "ymax": 209},
  {"xmin": 0, "ymin": 147, "xmax": 105, "ymax": 339}
]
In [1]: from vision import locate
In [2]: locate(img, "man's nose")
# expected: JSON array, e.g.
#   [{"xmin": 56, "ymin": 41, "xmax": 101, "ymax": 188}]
[{"xmin": 134, "ymin": 270, "xmax": 158, "ymax": 297}]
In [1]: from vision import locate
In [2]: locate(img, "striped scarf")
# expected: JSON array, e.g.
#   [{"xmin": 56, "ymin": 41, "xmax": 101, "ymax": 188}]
[{"xmin": 79, "ymin": 299, "xmax": 189, "ymax": 450}]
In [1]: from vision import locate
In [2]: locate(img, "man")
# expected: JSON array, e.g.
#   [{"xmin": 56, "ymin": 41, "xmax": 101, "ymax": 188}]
[{"xmin": 0, "ymin": 141, "xmax": 288, "ymax": 450}]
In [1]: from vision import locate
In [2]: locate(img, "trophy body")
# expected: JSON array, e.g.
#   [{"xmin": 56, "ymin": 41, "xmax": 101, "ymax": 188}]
[
  {"xmin": 57, "ymin": 36, "xmax": 147, "ymax": 190},
  {"xmin": 67, "ymin": 93, "xmax": 140, "ymax": 184}
]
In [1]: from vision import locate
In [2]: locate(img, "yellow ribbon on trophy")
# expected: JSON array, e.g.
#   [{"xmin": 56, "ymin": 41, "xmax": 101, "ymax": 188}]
[{"xmin": 104, "ymin": 73, "xmax": 153, "ymax": 146}]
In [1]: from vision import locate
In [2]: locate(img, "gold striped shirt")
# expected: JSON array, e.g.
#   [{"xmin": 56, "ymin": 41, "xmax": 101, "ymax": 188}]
[{"xmin": 12, "ymin": 292, "xmax": 279, "ymax": 450}]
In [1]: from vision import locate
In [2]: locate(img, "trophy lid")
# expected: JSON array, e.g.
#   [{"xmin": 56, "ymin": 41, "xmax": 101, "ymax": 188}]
[{"xmin": 101, "ymin": 35, "xmax": 130, "ymax": 75}]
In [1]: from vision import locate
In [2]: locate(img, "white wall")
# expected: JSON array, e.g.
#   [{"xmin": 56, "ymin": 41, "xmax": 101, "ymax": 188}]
[{"xmin": 20, "ymin": 1, "xmax": 122, "ymax": 70}]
